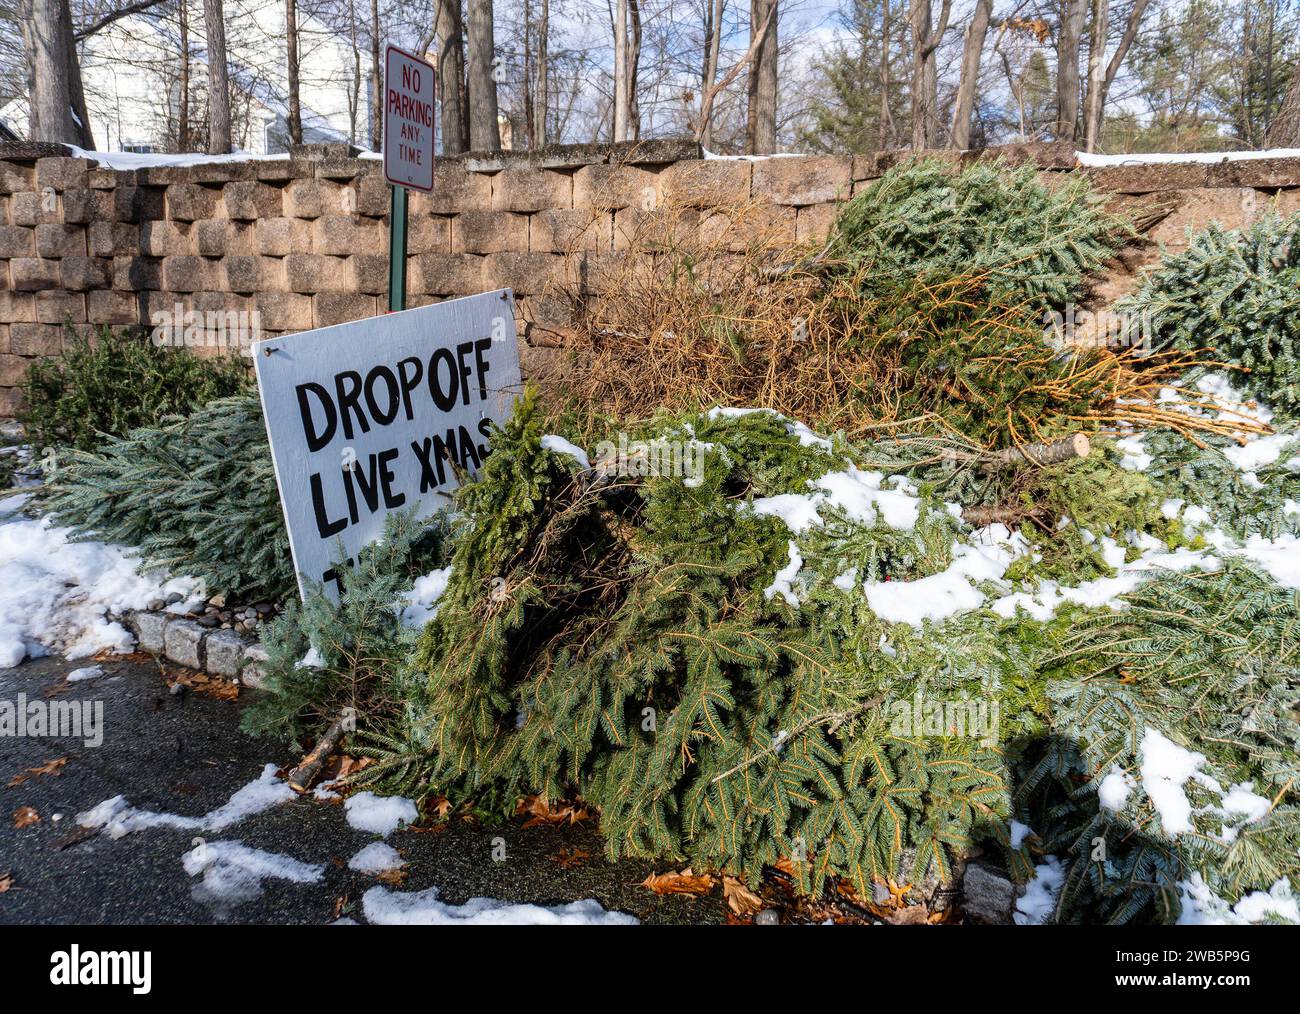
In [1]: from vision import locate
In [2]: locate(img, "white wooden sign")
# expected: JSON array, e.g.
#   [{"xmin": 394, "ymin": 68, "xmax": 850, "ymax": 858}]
[
  {"xmin": 383, "ymin": 44, "xmax": 435, "ymax": 192},
  {"xmin": 252, "ymin": 290, "xmax": 522, "ymax": 599}
]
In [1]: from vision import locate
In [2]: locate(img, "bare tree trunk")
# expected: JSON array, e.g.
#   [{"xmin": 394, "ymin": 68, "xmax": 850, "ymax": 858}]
[
  {"xmin": 178, "ymin": 0, "xmax": 191, "ymax": 149},
  {"xmin": 745, "ymin": 0, "xmax": 777, "ymax": 153},
  {"xmin": 694, "ymin": 0, "xmax": 772, "ymax": 144},
  {"xmin": 369, "ymin": 0, "xmax": 381, "ymax": 150},
  {"xmin": 700, "ymin": 0, "xmax": 722, "ymax": 148},
  {"xmin": 285, "ymin": 0, "xmax": 302, "ymax": 144},
  {"xmin": 534, "ymin": 0, "xmax": 548, "ymax": 147},
  {"xmin": 949, "ymin": 0, "xmax": 991, "ymax": 149},
  {"xmin": 1080, "ymin": 0, "xmax": 1108, "ymax": 152},
  {"xmin": 909, "ymin": 0, "xmax": 952, "ymax": 149},
  {"xmin": 879, "ymin": 0, "xmax": 893, "ymax": 148},
  {"xmin": 1083, "ymin": 0, "xmax": 1148, "ymax": 150},
  {"xmin": 467, "ymin": 0, "xmax": 500, "ymax": 150},
  {"xmin": 1056, "ymin": 0, "xmax": 1086, "ymax": 143},
  {"xmin": 627, "ymin": 0, "xmax": 641, "ymax": 140},
  {"xmin": 345, "ymin": 0, "xmax": 360, "ymax": 144},
  {"xmin": 436, "ymin": 0, "xmax": 469, "ymax": 153},
  {"xmin": 613, "ymin": 0, "xmax": 627, "ymax": 140},
  {"xmin": 204, "ymin": 0, "xmax": 231, "ymax": 152},
  {"xmin": 1271, "ymin": 68, "xmax": 1300, "ymax": 146},
  {"xmin": 30, "ymin": 0, "xmax": 80, "ymax": 143},
  {"xmin": 59, "ymin": 0, "xmax": 95, "ymax": 147}
]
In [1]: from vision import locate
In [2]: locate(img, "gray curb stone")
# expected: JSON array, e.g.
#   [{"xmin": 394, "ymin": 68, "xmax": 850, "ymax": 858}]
[{"xmin": 125, "ymin": 608, "xmax": 270, "ymax": 689}]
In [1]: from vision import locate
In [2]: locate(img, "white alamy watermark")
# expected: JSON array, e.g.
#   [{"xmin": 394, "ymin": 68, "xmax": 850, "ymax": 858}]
[
  {"xmin": 1043, "ymin": 304, "xmax": 1156, "ymax": 353},
  {"xmin": 1, "ymin": 694, "xmax": 104, "ymax": 748},
  {"xmin": 50, "ymin": 947, "xmax": 151, "ymax": 994},
  {"xmin": 592, "ymin": 432, "xmax": 707, "ymax": 487},
  {"xmin": 888, "ymin": 692, "xmax": 999, "ymax": 746},
  {"xmin": 150, "ymin": 302, "xmax": 262, "ymax": 354}
]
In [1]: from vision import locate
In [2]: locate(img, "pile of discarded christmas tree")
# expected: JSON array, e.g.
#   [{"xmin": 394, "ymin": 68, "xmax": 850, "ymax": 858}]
[{"xmin": 40, "ymin": 159, "xmax": 1300, "ymax": 925}]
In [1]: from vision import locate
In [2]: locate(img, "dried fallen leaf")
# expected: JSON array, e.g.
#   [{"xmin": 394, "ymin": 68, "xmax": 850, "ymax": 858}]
[
  {"xmin": 517, "ymin": 794, "xmax": 590, "ymax": 828},
  {"xmin": 722, "ymin": 875, "xmax": 765, "ymax": 916},
  {"xmin": 7, "ymin": 757, "xmax": 68, "ymax": 788},
  {"xmin": 551, "ymin": 847, "xmax": 590, "ymax": 869},
  {"xmin": 0, "ymin": 871, "xmax": 12, "ymax": 893},
  {"xmin": 13, "ymin": 806, "xmax": 40, "ymax": 829},
  {"xmin": 641, "ymin": 868, "xmax": 715, "ymax": 897},
  {"xmin": 376, "ymin": 867, "xmax": 408, "ymax": 886},
  {"xmin": 885, "ymin": 903, "xmax": 930, "ymax": 926}
]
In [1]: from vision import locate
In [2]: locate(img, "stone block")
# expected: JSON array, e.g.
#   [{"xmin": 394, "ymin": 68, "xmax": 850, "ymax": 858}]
[
  {"xmin": 412, "ymin": 253, "xmax": 485, "ymax": 295},
  {"xmin": 752, "ymin": 155, "xmax": 852, "ymax": 206},
  {"xmin": 284, "ymin": 178, "xmax": 342, "ymax": 219},
  {"xmin": 129, "ymin": 611, "xmax": 168, "ymax": 654},
  {"xmin": 163, "ymin": 618, "xmax": 207, "ymax": 669},
  {"xmin": 314, "ymin": 292, "xmax": 379, "ymax": 327},
  {"xmin": 167, "ymin": 182, "xmax": 222, "ymax": 221},
  {"xmin": 162, "ymin": 255, "xmax": 221, "ymax": 292},
  {"xmin": 114, "ymin": 185, "xmax": 166, "ymax": 223},
  {"xmin": 0, "ymin": 225, "xmax": 34, "ymax": 257},
  {"xmin": 530, "ymin": 208, "xmax": 609, "ymax": 252},
  {"xmin": 795, "ymin": 202, "xmax": 839, "ymax": 243},
  {"xmin": 140, "ymin": 220, "xmax": 193, "ymax": 257},
  {"xmin": 312, "ymin": 214, "xmax": 385, "ymax": 256},
  {"xmin": 451, "ymin": 210, "xmax": 528, "ymax": 254},
  {"xmin": 35, "ymin": 156, "xmax": 91, "ymax": 192},
  {"xmin": 0, "ymin": 291, "xmax": 37, "ymax": 323},
  {"xmin": 204, "ymin": 628, "xmax": 247, "ymax": 678},
  {"xmin": 349, "ymin": 254, "xmax": 389, "ymax": 295},
  {"xmin": 35, "ymin": 223, "xmax": 86, "ymax": 257},
  {"xmin": 256, "ymin": 216, "xmax": 311, "ymax": 256},
  {"xmin": 961, "ymin": 864, "xmax": 1016, "ymax": 925},
  {"xmin": 113, "ymin": 255, "xmax": 163, "ymax": 291},
  {"xmin": 406, "ymin": 214, "xmax": 451, "ymax": 254},
  {"xmin": 1148, "ymin": 188, "xmax": 1261, "ymax": 248},
  {"xmin": 253, "ymin": 291, "xmax": 313, "ymax": 331},
  {"xmin": 286, "ymin": 253, "xmax": 347, "ymax": 293},
  {"xmin": 482, "ymin": 252, "xmax": 563, "ymax": 296},
  {"xmin": 572, "ymin": 164, "xmax": 659, "ymax": 211},
  {"xmin": 492, "ymin": 168, "xmax": 573, "ymax": 212},
  {"xmin": 35, "ymin": 291, "xmax": 86, "ymax": 324},
  {"xmin": 409, "ymin": 162, "xmax": 491, "ymax": 213},
  {"xmin": 87, "ymin": 289, "xmax": 140, "ymax": 325},
  {"xmin": 60, "ymin": 255, "xmax": 111, "ymax": 291},
  {"xmin": 223, "ymin": 255, "xmax": 282, "ymax": 293},
  {"xmin": 223, "ymin": 180, "xmax": 283, "ymax": 220},
  {"xmin": 659, "ymin": 160, "xmax": 753, "ymax": 207},
  {"xmin": 87, "ymin": 221, "xmax": 139, "ymax": 257},
  {"xmin": 10, "ymin": 258, "xmax": 60, "ymax": 290},
  {"xmin": 10, "ymin": 323, "xmax": 63, "ymax": 356}
]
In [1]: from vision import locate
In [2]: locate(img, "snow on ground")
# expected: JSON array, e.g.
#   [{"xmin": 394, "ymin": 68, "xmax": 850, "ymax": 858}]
[
  {"xmin": 65, "ymin": 665, "xmax": 104, "ymax": 682},
  {"xmin": 361, "ymin": 884, "xmax": 638, "ymax": 925},
  {"xmin": 0, "ymin": 498, "xmax": 200, "ymax": 667},
  {"xmin": 348, "ymin": 842, "xmax": 406, "ymax": 874},
  {"xmin": 343, "ymin": 791, "xmax": 418, "ymax": 837},
  {"xmin": 183, "ymin": 840, "xmax": 322, "ymax": 905},
  {"xmin": 78, "ymin": 763, "xmax": 296, "ymax": 838}
]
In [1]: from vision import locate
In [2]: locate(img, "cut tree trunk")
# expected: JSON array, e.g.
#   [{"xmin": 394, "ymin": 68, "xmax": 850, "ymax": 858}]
[{"xmin": 288, "ymin": 712, "xmax": 352, "ymax": 792}]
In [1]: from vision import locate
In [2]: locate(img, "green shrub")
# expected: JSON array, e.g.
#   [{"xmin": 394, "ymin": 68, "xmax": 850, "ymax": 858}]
[
  {"xmin": 38, "ymin": 394, "xmax": 290, "ymax": 599},
  {"xmin": 21, "ymin": 325, "xmax": 250, "ymax": 452},
  {"xmin": 1119, "ymin": 213, "xmax": 1300, "ymax": 421}
]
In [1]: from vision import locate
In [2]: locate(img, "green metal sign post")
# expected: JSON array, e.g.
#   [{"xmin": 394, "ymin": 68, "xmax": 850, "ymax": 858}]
[{"xmin": 388, "ymin": 183, "xmax": 408, "ymax": 313}]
